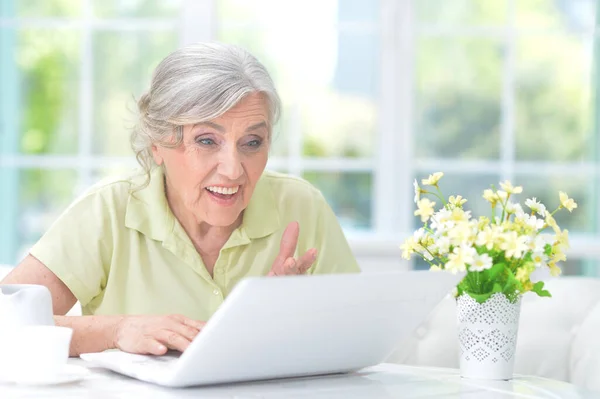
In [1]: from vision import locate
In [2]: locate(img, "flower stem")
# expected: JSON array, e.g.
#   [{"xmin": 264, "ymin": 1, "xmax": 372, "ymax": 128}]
[{"xmin": 435, "ymin": 186, "xmax": 448, "ymax": 206}]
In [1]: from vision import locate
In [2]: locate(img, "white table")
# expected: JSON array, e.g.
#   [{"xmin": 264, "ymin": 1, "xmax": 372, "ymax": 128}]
[{"xmin": 0, "ymin": 359, "xmax": 597, "ymax": 398}]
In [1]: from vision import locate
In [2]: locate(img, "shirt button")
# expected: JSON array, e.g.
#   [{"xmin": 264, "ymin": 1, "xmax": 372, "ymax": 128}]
[{"xmin": 213, "ymin": 289, "xmax": 220, "ymax": 296}]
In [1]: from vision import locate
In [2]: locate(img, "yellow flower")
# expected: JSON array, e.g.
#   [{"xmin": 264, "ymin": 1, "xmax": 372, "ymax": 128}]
[
  {"xmin": 500, "ymin": 180, "xmax": 523, "ymax": 194},
  {"xmin": 497, "ymin": 190, "xmax": 508, "ymax": 201},
  {"xmin": 421, "ymin": 172, "xmax": 444, "ymax": 186},
  {"xmin": 483, "ymin": 189, "xmax": 499, "ymax": 205},
  {"xmin": 478, "ymin": 216, "xmax": 490, "ymax": 229},
  {"xmin": 448, "ymin": 222, "xmax": 475, "ymax": 246},
  {"xmin": 448, "ymin": 195, "xmax": 467, "ymax": 207},
  {"xmin": 545, "ymin": 213, "xmax": 561, "ymax": 235},
  {"xmin": 500, "ymin": 231, "xmax": 529, "ymax": 259},
  {"xmin": 475, "ymin": 225, "xmax": 497, "ymax": 250},
  {"xmin": 559, "ymin": 192, "xmax": 578, "ymax": 212},
  {"xmin": 449, "ymin": 207, "xmax": 471, "ymax": 224},
  {"xmin": 400, "ymin": 237, "xmax": 417, "ymax": 260},
  {"xmin": 414, "ymin": 198, "xmax": 436, "ymax": 223},
  {"xmin": 555, "ymin": 229, "xmax": 569, "ymax": 250},
  {"xmin": 548, "ymin": 261, "xmax": 562, "ymax": 277},
  {"xmin": 445, "ymin": 246, "xmax": 474, "ymax": 274},
  {"xmin": 551, "ymin": 245, "xmax": 567, "ymax": 263},
  {"xmin": 515, "ymin": 267, "xmax": 531, "ymax": 284}
]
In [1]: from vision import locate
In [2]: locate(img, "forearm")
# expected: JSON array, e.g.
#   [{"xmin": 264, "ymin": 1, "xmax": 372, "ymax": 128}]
[{"xmin": 54, "ymin": 315, "xmax": 124, "ymax": 357}]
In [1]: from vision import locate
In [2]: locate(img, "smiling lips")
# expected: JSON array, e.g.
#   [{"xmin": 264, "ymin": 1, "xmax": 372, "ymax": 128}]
[
  {"xmin": 205, "ymin": 185, "xmax": 241, "ymax": 204},
  {"xmin": 206, "ymin": 185, "xmax": 239, "ymax": 195}
]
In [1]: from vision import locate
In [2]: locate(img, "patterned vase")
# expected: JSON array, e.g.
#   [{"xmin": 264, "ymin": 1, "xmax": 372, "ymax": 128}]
[{"xmin": 456, "ymin": 292, "xmax": 522, "ymax": 380}]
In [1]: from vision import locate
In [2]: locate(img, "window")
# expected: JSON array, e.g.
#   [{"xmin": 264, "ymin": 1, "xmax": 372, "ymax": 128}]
[{"xmin": 1, "ymin": 0, "xmax": 598, "ymax": 276}]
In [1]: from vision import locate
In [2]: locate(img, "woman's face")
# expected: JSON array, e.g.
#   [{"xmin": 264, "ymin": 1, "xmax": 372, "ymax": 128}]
[{"xmin": 151, "ymin": 93, "xmax": 270, "ymax": 228}]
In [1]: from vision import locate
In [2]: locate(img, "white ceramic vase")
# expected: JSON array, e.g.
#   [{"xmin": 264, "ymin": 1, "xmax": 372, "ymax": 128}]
[{"xmin": 456, "ymin": 292, "xmax": 521, "ymax": 380}]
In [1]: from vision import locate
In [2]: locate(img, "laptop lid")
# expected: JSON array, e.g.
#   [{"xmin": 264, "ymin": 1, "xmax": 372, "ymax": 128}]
[{"xmin": 164, "ymin": 270, "xmax": 461, "ymax": 387}]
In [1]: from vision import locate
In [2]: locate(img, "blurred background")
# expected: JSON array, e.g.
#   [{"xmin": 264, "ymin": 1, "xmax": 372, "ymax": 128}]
[{"xmin": 0, "ymin": 0, "xmax": 598, "ymax": 275}]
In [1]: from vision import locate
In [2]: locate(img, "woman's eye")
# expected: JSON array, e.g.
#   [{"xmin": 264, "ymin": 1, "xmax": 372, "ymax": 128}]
[
  {"xmin": 246, "ymin": 139, "xmax": 262, "ymax": 148},
  {"xmin": 196, "ymin": 137, "xmax": 215, "ymax": 146}
]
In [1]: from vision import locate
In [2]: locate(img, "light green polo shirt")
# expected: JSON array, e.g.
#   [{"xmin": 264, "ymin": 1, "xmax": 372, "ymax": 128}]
[{"xmin": 30, "ymin": 167, "xmax": 360, "ymax": 320}]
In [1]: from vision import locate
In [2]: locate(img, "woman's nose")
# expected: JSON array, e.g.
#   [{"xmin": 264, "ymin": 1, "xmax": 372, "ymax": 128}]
[{"xmin": 217, "ymin": 148, "xmax": 243, "ymax": 180}]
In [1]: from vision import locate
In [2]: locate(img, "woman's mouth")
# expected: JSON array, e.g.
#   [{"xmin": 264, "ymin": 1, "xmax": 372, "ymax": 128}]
[{"xmin": 205, "ymin": 185, "xmax": 241, "ymax": 206}]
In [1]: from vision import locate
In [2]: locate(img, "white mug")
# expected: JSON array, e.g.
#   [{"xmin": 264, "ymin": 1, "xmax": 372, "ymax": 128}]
[{"xmin": 0, "ymin": 325, "xmax": 73, "ymax": 382}]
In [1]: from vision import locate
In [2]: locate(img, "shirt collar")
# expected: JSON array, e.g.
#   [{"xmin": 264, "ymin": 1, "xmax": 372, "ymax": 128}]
[
  {"xmin": 125, "ymin": 167, "xmax": 173, "ymax": 242},
  {"xmin": 240, "ymin": 172, "xmax": 281, "ymax": 240}
]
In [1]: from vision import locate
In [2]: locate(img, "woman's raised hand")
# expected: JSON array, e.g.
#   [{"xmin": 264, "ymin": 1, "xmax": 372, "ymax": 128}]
[{"xmin": 268, "ymin": 221, "xmax": 317, "ymax": 276}]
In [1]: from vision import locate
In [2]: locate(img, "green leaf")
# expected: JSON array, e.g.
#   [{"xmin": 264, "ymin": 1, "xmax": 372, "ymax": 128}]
[
  {"xmin": 531, "ymin": 281, "xmax": 552, "ymax": 298},
  {"xmin": 487, "ymin": 262, "xmax": 506, "ymax": 282},
  {"xmin": 468, "ymin": 292, "xmax": 494, "ymax": 304},
  {"xmin": 503, "ymin": 268, "xmax": 521, "ymax": 297},
  {"xmin": 492, "ymin": 283, "xmax": 503, "ymax": 293}
]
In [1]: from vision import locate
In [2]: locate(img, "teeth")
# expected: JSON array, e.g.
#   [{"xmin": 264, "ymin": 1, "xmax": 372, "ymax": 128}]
[{"xmin": 206, "ymin": 186, "xmax": 239, "ymax": 195}]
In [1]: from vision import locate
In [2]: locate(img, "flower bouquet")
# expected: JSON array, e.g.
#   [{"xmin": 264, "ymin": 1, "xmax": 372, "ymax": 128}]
[{"xmin": 401, "ymin": 172, "xmax": 577, "ymax": 380}]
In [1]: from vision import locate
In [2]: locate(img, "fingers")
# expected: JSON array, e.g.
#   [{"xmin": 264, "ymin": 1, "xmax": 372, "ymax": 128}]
[
  {"xmin": 155, "ymin": 329, "xmax": 193, "ymax": 353},
  {"xmin": 171, "ymin": 314, "xmax": 206, "ymax": 331},
  {"xmin": 273, "ymin": 222, "xmax": 300, "ymax": 268},
  {"xmin": 270, "ymin": 249, "xmax": 317, "ymax": 277},
  {"xmin": 296, "ymin": 248, "xmax": 318, "ymax": 273},
  {"xmin": 136, "ymin": 338, "xmax": 168, "ymax": 356},
  {"xmin": 115, "ymin": 315, "xmax": 206, "ymax": 355},
  {"xmin": 164, "ymin": 315, "xmax": 203, "ymax": 346}
]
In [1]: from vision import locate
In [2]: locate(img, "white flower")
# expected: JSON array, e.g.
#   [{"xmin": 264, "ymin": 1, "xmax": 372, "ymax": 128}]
[
  {"xmin": 413, "ymin": 228, "xmax": 426, "ymax": 242},
  {"xmin": 430, "ymin": 208, "xmax": 452, "ymax": 232},
  {"xmin": 525, "ymin": 197, "xmax": 546, "ymax": 217},
  {"xmin": 469, "ymin": 253, "xmax": 493, "ymax": 272},
  {"xmin": 531, "ymin": 234, "xmax": 553, "ymax": 253},
  {"xmin": 525, "ymin": 215, "xmax": 545, "ymax": 231},
  {"xmin": 432, "ymin": 236, "xmax": 451, "ymax": 255},
  {"xmin": 505, "ymin": 202, "xmax": 523, "ymax": 215},
  {"xmin": 531, "ymin": 250, "xmax": 548, "ymax": 268},
  {"xmin": 413, "ymin": 180, "xmax": 421, "ymax": 203}
]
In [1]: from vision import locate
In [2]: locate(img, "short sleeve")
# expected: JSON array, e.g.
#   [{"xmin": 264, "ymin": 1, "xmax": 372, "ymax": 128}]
[
  {"xmin": 29, "ymin": 190, "xmax": 114, "ymax": 307},
  {"xmin": 308, "ymin": 195, "xmax": 361, "ymax": 275}
]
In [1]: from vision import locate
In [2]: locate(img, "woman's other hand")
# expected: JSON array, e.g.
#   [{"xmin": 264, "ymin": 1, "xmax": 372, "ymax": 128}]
[
  {"xmin": 114, "ymin": 314, "xmax": 206, "ymax": 355},
  {"xmin": 268, "ymin": 221, "xmax": 317, "ymax": 276}
]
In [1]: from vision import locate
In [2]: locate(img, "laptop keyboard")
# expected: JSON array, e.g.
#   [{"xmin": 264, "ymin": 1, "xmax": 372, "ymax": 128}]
[{"xmin": 95, "ymin": 350, "xmax": 181, "ymax": 374}]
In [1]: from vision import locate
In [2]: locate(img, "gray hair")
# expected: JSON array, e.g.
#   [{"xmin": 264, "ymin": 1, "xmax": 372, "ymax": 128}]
[{"xmin": 130, "ymin": 42, "xmax": 281, "ymax": 182}]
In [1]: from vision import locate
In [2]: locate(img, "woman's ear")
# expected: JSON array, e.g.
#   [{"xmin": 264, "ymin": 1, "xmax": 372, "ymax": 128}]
[{"xmin": 151, "ymin": 144, "xmax": 164, "ymax": 166}]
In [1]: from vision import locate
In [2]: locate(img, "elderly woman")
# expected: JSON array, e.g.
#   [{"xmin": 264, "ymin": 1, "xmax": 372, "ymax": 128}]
[{"xmin": 1, "ymin": 43, "xmax": 359, "ymax": 356}]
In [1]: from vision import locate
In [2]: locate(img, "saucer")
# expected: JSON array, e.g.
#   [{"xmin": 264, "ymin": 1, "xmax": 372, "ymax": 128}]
[{"xmin": 8, "ymin": 364, "xmax": 90, "ymax": 386}]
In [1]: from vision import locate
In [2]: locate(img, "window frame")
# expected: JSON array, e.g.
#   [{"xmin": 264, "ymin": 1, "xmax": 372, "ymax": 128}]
[{"xmin": 0, "ymin": 0, "xmax": 598, "ymax": 276}]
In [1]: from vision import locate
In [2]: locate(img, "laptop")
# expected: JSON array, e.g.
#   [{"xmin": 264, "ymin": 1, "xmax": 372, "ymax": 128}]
[{"xmin": 80, "ymin": 271, "xmax": 461, "ymax": 388}]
